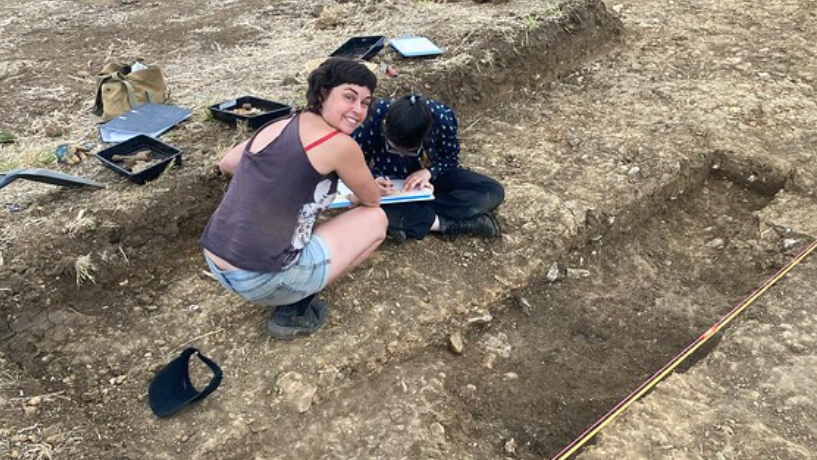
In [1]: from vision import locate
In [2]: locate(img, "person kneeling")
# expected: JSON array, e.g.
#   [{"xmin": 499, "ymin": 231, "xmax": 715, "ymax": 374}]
[
  {"xmin": 200, "ymin": 58, "xmax": 387, "ymax": 339},
  {"xmin": 353, "ymin": 94, "xmax": 505, "ymax": 243}
]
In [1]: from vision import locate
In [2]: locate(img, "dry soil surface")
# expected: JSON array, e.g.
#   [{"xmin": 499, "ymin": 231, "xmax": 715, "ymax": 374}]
[{"xmin": 1, "ymin": 0, "xmax": 816, "ymax": 459}]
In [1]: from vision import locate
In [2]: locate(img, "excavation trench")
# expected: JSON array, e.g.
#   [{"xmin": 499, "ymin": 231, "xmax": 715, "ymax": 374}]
[
  {"xmin": 443, "ymin": 175, "xmax": 784, "ymax": 458},
  {"xmin": 215, "ymin": 170, "xmax": 786, "ymax": 460}
]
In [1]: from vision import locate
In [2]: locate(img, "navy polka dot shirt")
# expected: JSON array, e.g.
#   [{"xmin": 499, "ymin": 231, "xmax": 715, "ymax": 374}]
[{"xmin": 352, "ymin": 98, "xmax": 461, "ymax": 180}]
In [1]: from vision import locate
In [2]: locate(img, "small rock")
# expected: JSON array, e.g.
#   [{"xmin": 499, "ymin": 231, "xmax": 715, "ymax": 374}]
[
  {"xmin": 483, "ymin": 353, "xmax": 497, "ymax": 369},
  {"xmin": 314, "ymin": 7, "xmax": 341, "ymax": 29},
  {"xmin": 788, "ymin": 342, "xmax": 806, "ymax": 354},
  {"xmin": 145, "ymin": 305, "xmax": 159, "ymax": 312},
  {"xmin": 276, "ymin": 372, "xmax": 317, "ymax": 413},
  {"xmin": 627, "ymin": 166, "xmax": 641, "ymax": 177},
  {"xmin": 45, "ymin": 433, "xmax": 65, "ymax": 445},
  {"xmin": 467, "ymin": 312, "xmax": 493, "ymax": 325},
  {"xmin": 611, "ymin": 3, "xmax": 623, "ymax": 13},
  {"xmin": 81, "ymin": 390, "xmax": 100, "ymax": 403},
  {"xmin": 448, "ymin": 332, "xmax": 465, "ymax": 355},
  {"xmin": 481, "ymin": 332, "xmax": 512, "ymax": 358},
  {"xmin": 572, "ymin": 333, "xmax": 589, "ymax": 343},
  {"xmin": 318, "ymin": 366, "xmax": 341, "ymax": 387},
  {"xmin": 386, "ymin": 341, "xmax": 400, "ymax": 355},
  {"xmin": 505, "ymin": 437, "xmax": 517, "ymax": 454},
  {"xmin": 27, "ymin": 395, "xmax": 42, "ymax": 406},
  {"xmin": 43, "ymin": 424, "xmax": 61, "ymax": 438},
  {"xmin": 705, "ymin": 238, "xmax": 725, "ymax": 249},
  {"xmin": 429, "ymin": 422, "xmax": 446, "ymax": 438},
  {"xmin": 517, "ymin": 296, "xmax": 533, "ymax": 315},
  {"xmin": 280, "ymin": 75, "xmax": 299, "ymax": 86},
  {"xmin": 504, "ymin": 372, "xmax": 519, "ymax": 380},
  {"xmin": 136, "ymin": 293, "xmax": 152, "ymax": 304},
  {"xmin": 545, "ymin": 262, "xmax": 560, "ymax": 282},
  {"xmin": 783, "ymin": 238, "xmax": 799, "ymax": 250},
  {"xmin": 44, "ymin": 126, "xmax": 67, "ymax": 138},
  {"xmin": 566, "ymin": 268, "xmax": 591, "ymax": 279}
]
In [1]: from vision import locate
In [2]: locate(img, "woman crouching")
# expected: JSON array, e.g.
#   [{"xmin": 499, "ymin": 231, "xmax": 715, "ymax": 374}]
[{"xmin": 201, "ymin": 58, "xmax": 386, "ymax": 339}]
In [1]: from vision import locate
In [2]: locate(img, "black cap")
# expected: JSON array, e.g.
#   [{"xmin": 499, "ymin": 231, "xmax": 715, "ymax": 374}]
[{"xmin": 148, "ymin": 347, "xmax": 223, "ymax": 418}]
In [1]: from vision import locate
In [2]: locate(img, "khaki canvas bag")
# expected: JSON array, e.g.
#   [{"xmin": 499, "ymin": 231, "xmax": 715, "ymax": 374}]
[{"xmin": 92, "ymin": 61, "xmax": 168, "ymax": 120}]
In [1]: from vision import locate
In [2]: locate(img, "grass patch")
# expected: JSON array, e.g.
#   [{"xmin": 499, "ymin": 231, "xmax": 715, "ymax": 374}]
[
  {"xmin": 0, "ymin": 143, "xmax": 54, "ymax": 171},
  {"xmin": 544, "ymin": 0, "xmax": 564, "ymax": 18},
  {"xmin": 523, "ymin": 13, "xmax": 541, "ymax": 31},
  {"xmin": 0, "ymin": 130, "xmax": 15, "ymax": 144},
  {"xmin": 151, "ymin": 157, "xmax": 178, "ymax": 184},
  {"xmin": 195, "ymin": 105, "xmax": 214, "ymax": 122},
  {"xmin": 75, "ymin": 254, "xmax": 98, "ymax": 287}
]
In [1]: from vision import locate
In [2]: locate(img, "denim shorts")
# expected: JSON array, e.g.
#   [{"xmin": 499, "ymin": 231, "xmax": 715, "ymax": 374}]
[{"xmin": 203, "ymin": 235, "xmax": 331, "ymax": 307}]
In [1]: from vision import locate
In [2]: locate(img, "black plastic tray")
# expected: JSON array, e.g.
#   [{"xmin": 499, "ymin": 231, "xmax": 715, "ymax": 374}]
[
  {"xmin": 209, "ymin": 96, "xmax": 292, "ymax": 130},
  {"xmin": 95, "ymin": 135, "xmax": 182, "ymax": 185},
  {"xmin": 330, "ymin": 36, "xmax": 386, "ymax": 61}
]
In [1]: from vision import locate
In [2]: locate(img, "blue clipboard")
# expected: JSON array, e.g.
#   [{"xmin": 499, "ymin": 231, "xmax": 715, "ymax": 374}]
[
  {"xmin": 388, "ymin": 36, "xmax": 443, "ymax": 58},
  {"xmin": 330, "ymin": 179, "xmax": 434, "ymax": 209}
]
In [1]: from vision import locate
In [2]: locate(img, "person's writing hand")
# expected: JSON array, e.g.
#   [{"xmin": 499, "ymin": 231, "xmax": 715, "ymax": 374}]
[
  {"xmin": 375, "ymin": 176, "xmax": 396, "ymax": 196},
  {"xmin": 404, "ymin": 169, "xmax": 432, "ymax": 192}
]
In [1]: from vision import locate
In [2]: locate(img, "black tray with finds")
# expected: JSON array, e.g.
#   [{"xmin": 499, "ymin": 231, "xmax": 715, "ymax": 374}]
[
  {"xmin": 96, "ymin": 135, "xmax": 182, "ymax": 185},
  {"xmin": 209, "ymin": 96, "xmax": 293, "ymax": 130}
]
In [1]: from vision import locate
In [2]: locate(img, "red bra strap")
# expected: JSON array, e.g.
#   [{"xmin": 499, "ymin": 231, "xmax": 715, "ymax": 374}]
[{"xmin": 304, "ymin": 130, "xmax": 341, "ymax": 152}]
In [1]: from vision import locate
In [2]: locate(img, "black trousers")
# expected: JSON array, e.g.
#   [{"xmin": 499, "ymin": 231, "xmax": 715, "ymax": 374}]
[{"xmin": 385, "ymin": 168, "xmax": 505, "ymax": 239}]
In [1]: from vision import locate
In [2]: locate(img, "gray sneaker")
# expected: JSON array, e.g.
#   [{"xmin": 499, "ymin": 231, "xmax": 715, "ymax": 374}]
[{"xmin": 267, "ymin": 295, "xmax": 330, "ymax": 340}]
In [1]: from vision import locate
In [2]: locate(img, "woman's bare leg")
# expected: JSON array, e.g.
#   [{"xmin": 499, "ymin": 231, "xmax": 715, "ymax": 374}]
[{"xmin": 315, "ymin": 206, "xmax": 387, "ymax": 285}]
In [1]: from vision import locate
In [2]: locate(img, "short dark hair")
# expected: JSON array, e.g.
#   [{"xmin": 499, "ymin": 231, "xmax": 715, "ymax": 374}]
[
  {"xmin": 305, "ymin": 58, "xmax": 377, "ymax": 113},
  {"xmin": 384, "ymin": 94, "xmax": 433, "ymax": 149}
]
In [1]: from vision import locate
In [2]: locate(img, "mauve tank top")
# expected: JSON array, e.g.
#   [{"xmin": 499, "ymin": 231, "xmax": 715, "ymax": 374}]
[{"xmin": 200, "ymin": 113, "xmax": 338, "ymax": 272}]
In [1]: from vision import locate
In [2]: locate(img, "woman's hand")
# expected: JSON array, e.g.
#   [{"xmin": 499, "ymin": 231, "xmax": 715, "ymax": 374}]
[
  {"xmin": 375, "ymin": 176, "xmax": 396, "ymax": 196},
  {"xmin": 404, "ymin": 169, "xmax": 432, "ymax": 191}
]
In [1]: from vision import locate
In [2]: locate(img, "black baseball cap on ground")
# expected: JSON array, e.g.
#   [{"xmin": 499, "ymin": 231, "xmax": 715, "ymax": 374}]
[{"xmin": 148, "ymin": 347, "xmax": 223, "ymax": 418}]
